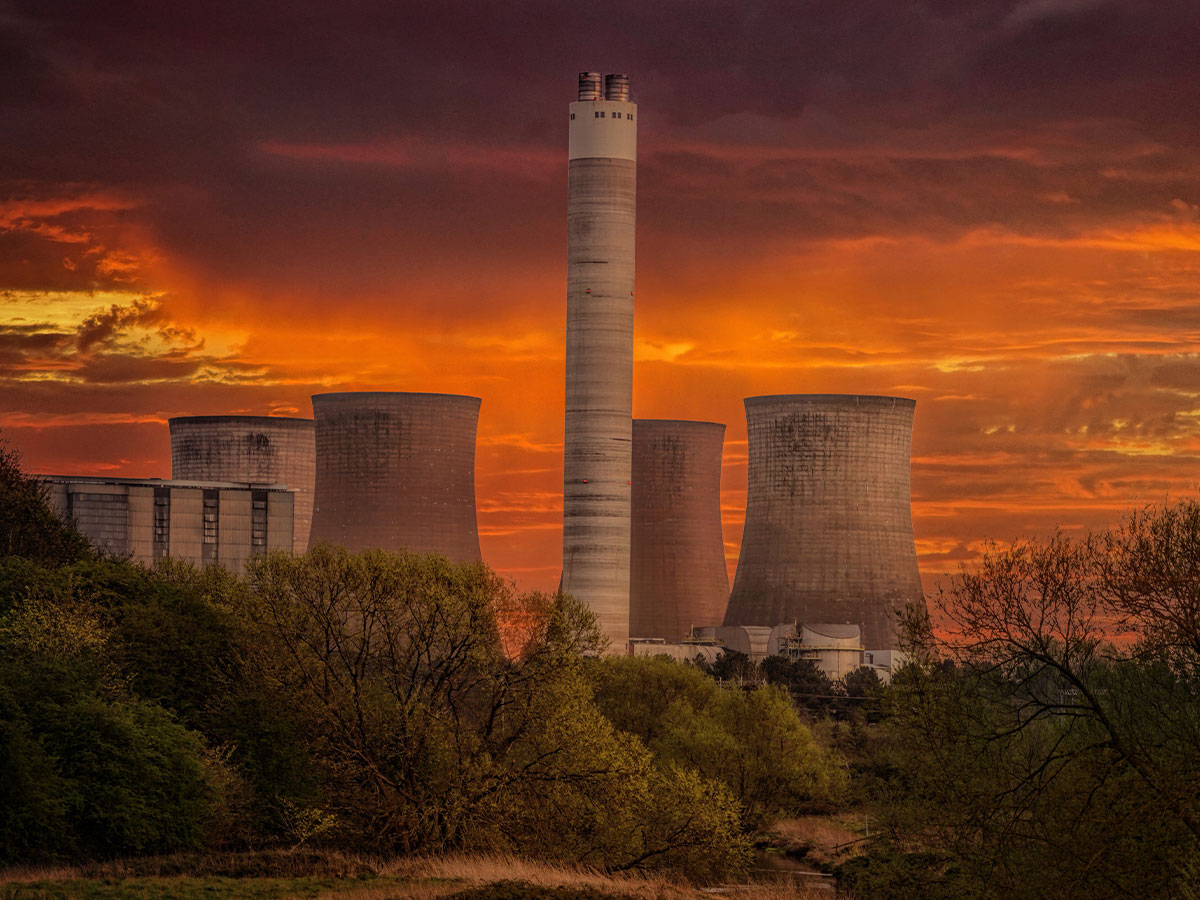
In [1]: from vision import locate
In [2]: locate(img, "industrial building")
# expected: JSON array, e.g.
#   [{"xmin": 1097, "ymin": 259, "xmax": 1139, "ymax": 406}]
[
  {"xmin": 630, "ymin": 419, "xmax": 729, "ymax": 641},
  {"xmin": 723, "ymin": 394, "xmax": 925, "ymax": 652},
  {"xmin": 771, "ymin": 623, "xmax": 869, "ymax": 680},
  {"xmin": 169, "ymin": 415, "xmax": 315, "ymax": 554},
  {"xmin": 308, "ymin": 392, "xmax": 482, "ymax": 563},
  {"xmin": 561, "ymin": 71, "xmax": 638, "ymax": 650},
  {"xmin": 43, "ymin": 475, "xmax": 294, "ymax": 573},
  {"xmin": 630, "ymin": 623, "xmax": 879, "ymax": 681}
]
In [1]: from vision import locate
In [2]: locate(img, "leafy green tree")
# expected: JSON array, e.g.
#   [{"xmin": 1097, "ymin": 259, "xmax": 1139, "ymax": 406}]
[
  {"xmin": 760, "ymin": 655, "xmax": 844, "ymax": 716},
  {"xmin": 0, "ymin": 573, "xmax": 215, "ymax": 862},
  {"xmin": 588, "ymin": 655, "xmax": 845, "ymax": 828},
  {"xmin": 0, "ymin": 437, "xmax": 91, "ymax": 566},
  {"xmin": 236, "ymin": 545, "xmax": 749, "ymax": 879},
  {"xmin": 842, "ymin": 665, "xmax": 882, "ymax": 698},
  {"xmin": 699, "ymin": 649, "xmax": 759, "ymax": 683},
  {"xmin": 849, "ymin": 501, "xmax": 1200, "ymax": 899}
]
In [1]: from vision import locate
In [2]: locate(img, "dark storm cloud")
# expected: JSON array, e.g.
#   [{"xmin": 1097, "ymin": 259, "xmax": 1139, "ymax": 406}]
[
  {"xmin": 3, "ymin": 0, "xmax": 1198, "ymax": 304},
  {"xmin": 75, "ymin": 299, "xmax": 163, "ymax": 351},
  {"xmin": 5, "ymin": 0, "xmax": 1200, "ymax": 591}
]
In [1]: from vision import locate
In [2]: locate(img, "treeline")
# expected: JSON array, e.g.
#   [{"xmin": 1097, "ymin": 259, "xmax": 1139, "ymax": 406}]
[
  {"xmin": 0, "ymin": 443, "xmax": 843, "ymax": 881},
  {"xmin": 7, "ymin": 433, "xmax": 1200, "ymax": 897}
]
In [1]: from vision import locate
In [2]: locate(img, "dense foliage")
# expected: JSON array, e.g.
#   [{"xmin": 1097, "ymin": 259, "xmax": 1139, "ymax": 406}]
[
  {"xmin": 0, "ymin": 441, "xmax": 90, "ymax": 566},
  {"xmin": 841, "ymin": 501, "xmax": 1200, "ymax": 900},
  {"xmin": 587, "ymin": 655, "xmax": 845, "ymax": 828},
  {"xmin": 0, "ymin": 557, "xmax": 216, "ymax": 861},
  {"xmin": 12, "ymin": 430, "xmax": 1200, "ymax": 896},
  {"xmin": 0, "ymin": 447, "xmax": 761, "ymax": 879},
  {"xmin": 233, "ymin": 547, "xmax": 750, "ymax": 878}
]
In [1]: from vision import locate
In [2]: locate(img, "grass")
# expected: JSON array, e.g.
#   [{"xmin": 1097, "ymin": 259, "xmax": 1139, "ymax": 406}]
[
  {"xmin": 765, "ymin": 815, "xmax": 865, "ymax": 869},
  {"xmin": 0, "ymin": 852, "xmax": 831, "ymax": 900}
]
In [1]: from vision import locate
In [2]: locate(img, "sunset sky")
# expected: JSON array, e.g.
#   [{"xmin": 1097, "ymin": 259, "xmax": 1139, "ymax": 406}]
[{"xmin": 3, "ymin": 0, "xmax": 1200, "ymax": 593}]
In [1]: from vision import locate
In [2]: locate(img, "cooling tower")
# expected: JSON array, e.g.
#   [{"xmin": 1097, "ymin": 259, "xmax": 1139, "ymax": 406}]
[
  {"xmin": 724, "ymin": 395, "xmax": 925, "ymax": 650},
  {"xmin": 562, "ymin": 71, "xmax": 637, "ymax": 649},
  {"xmin": 169, "ymin": 415, "xmax": 315, "ymax": 553},
  {"xmin": 308, "ymin": 392, "xmax": 481, "ymax": 563},
  {"xmin": 630, "ymin": 420, "xmax": 730, "ymax": 642}
]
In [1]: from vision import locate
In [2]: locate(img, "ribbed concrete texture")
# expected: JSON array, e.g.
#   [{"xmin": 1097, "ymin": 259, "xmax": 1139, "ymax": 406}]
[
  {"xmin": 169, "ymin": 415, "xmax": 315, "ymax": 553},
  {"xmin": 724, "ymin": 395, "xmax": 926, "ymax": 650},
  {"xmin": 308, "ymin": 392, "xmax": 481, "ymax": 563},
  {"xmin": 630, "ymin": 420, "xmax": 730, "ymax": 642},
  {"xmin": 562, "ymin": 72, "xmax": 637, "ymax": 650}
]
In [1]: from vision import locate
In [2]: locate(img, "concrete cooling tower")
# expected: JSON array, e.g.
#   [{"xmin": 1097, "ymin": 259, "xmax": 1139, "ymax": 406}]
[
  {"xmin": 308, "ymin": 392, "xmax": 481, "ymax": 563},
  {"xmin": 169, "ymin": 415, "xmax": 315, "ymax": 553},
  {"xmin": 562, "ymin": 71, "xmax": 638, "ymax": 649},
  {"xmin": 723, "ymin": 394, "xmax": 925, "ymax": 651},
  {"xmin": 630, "ymin": 420, "xmax": 730, "ymax": 643}
]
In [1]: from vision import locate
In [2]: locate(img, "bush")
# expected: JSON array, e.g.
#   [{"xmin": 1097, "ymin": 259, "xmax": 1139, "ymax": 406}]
[
  {"xmin": 0, "ymin": 576, "xmax": 216, "ymax": 862},
  {"xmin": 588, "ymin": 655, "xmax": 846, "ymax": 828}
]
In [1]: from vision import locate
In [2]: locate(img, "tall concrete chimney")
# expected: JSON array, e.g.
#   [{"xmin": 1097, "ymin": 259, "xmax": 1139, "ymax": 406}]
[
  {"xmin": 562, "ymin": 72, "xmax": 637, "ymax": 649},
  {"xmin": 723, "ymin": 394, "xmax": 926, "ymax": 651}
]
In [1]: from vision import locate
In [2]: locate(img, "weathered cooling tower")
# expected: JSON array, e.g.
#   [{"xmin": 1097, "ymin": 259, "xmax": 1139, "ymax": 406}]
[
  {"xmin": 561, "ymin": 71, "xmax": 638, "ymax": 649},
  {"xmin": 724, "ymin": 395, "xmax": 925, "ymax": 650},
  {"xmin": 308, "ymin": 392, "xmax": 481, "ymax": 563},
  {"xmin": 630, "ymin": 420, "xmax": 729, "ymax": 642},
  {"xmin": 169, "ymin": 415, "xmax": 315, "ymax": 553}
]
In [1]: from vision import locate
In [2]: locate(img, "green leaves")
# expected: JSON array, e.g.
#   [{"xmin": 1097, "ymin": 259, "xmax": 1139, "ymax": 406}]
[
  {"xmin": 233, "ymin": 546, "xmax": 748, "ymax": 880},
  {"xmin": 587, "ymin": 655, "xmax": 847, "ymax": 829},
  {"xmin": 852, "ymin": 499, "xmax": 1200, "ymax": 899}
]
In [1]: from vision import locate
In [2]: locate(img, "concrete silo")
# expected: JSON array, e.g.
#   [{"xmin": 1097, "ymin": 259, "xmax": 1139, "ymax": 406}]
[
  {"xmin": 562, "ymin": 71, "xmax": 638, "ymax": 649},
  {"xmin": 724, "ymin": 395, "xmax": 925, "ymax": 651},
  {"xmin": 630, "ymin": 420, "xmax": 729, "ymax": 642},
  {"xmin": 308, "ymin": 392, "xmax": 481, "ymax": 563},
  {"xmin": 169, "ymin": 415, "xmax": 315, "ymax": 553}
]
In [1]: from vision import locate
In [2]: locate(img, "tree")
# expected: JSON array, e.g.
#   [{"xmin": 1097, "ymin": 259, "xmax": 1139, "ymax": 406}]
[
  {"xmin": 849, "ymin": 501, "xmax": 1200, "ymax": 899},
  {"xmin": 588, "ymin": 655, "xmax": 845, "ymax": 829},
  {"xmin": 0, "ymin": 436, "xmax": 90, "ymax": 566},
  {"xmin": 0, "ymin": 567, "xmax": 215, "ymax": 862},
  {"xmin": 236, "ymin": 545, "xmax": 749, "ymax": 879},
  {"xmin": 760, "ymin": 655, "xmax": 841, "ymax": 716},
  {"xmin": 699, "ymin": 649, "xmax": 759, "ymax": 683}
]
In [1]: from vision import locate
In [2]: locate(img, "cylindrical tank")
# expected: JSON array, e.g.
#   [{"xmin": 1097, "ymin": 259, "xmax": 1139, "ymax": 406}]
[
  {"xmin": 630, "ymin": 420, "xmax": 729, "ymax": 642},
  {"xmin": 578, "ymin": 71, "xmax": 603, "ymax": 101},
  {"xmin": 308, "ymin": 392, "xmax": 481, "ymax": 563},
  {"xmin": 169, "ymin": 415, "xmax": 315, "ymax": 554},
  {"xmin": 563, "ymin": 71, "xmax": 638, "ymax": 650},
  {"xmin": 604, "ymin": 73, "xmax": 630, "ymax": 101},
  {"xmin": 724, "ymin": 394, "xmax": 925, "ymax": 650}
]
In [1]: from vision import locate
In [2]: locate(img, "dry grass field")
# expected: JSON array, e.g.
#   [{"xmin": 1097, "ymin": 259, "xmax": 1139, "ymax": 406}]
[
  {"xmin": 0, "ymin": 852, "xmax": 831, "ymax": 900},
  {"xmin": 764, "ymin": 816, "xmax": 865, "ymax": 869}
]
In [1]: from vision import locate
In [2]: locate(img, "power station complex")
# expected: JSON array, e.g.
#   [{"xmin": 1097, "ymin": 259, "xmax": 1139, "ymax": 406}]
[{"xmin": 40, "ymin": 72, "xmax": 927, "ymax": 674}]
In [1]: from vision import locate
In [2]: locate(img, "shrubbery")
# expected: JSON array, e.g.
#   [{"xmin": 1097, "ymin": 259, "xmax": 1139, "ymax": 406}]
[
  {"xmin": 0, "ymin": 558, "xmax": 216, "ymax": 861},
  {"xmin": 587, "ymin": 655, "xmax": 845, "ymax": 828},
  {"xmin": 841, "ymin": 502, "xmax": 1200, "ymax": 899},
  {"xmin": 0, "ymin": 445, "xmax": 771, "ymax": 879}
]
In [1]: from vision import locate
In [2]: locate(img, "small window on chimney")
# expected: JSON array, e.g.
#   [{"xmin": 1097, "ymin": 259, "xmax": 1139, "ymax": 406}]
[{"xmin": 570, "ymin": 113, "xmax": 575, "ymax": 120}]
